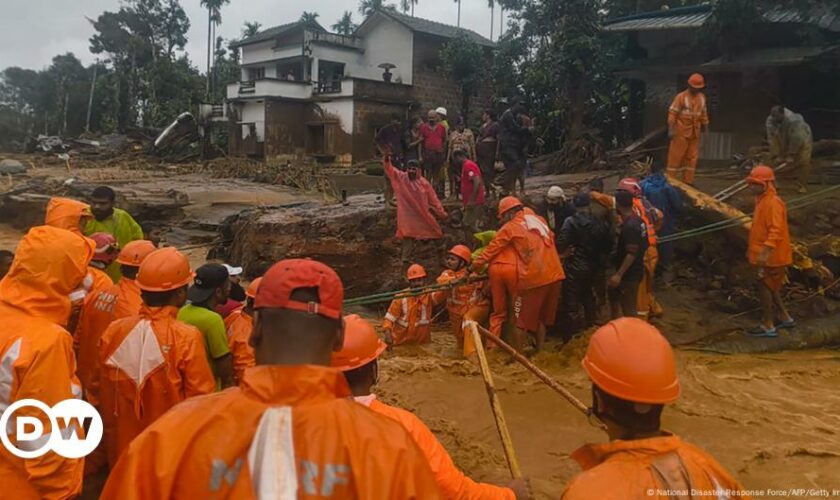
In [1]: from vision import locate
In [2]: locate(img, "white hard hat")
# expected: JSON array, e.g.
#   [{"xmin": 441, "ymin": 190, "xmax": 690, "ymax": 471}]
[
  {"xmin": 435, "ymin": 107, "xmax": 447, "ymax": 116},
  {"xmin": 223, "ymin": 264, "xmax": 244, "ymax": 276},
  {"xmin": 547, "ymin": 186, "xmax": 566, "ymax": 201}
]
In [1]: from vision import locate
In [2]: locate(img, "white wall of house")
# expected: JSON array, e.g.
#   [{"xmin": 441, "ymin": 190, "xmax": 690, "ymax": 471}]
[
  {"xmin": 316, "ymin": 100, "xmax": 354, "ymax": 134},
  {"xmin": 241, "ymin": 101, "xmax": 266, "ymax": 141},
  {"xmin": 242, "ymin": 41, "xmax": 302, "ymax": 66},
  {"xmin": 358, "ymin": 19, "xmax": 414, "ymax": 84}
]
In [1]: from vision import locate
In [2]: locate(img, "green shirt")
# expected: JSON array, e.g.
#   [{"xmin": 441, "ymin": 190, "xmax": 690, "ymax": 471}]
[
  {"xmin": 177, "ymin": 303, "xmax": 231, "ymax": 387},
  {"xmin": 85, "ymin": 208, "xmax": 145, "ymax": 282}
]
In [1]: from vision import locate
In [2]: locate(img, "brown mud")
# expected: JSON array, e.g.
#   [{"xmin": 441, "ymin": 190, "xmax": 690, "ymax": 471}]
[{"xmin": 2, "ymin": 163, "xmax": 840, "ymax": 498}]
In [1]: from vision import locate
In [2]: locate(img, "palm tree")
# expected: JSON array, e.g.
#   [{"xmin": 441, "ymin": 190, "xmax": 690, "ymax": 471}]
[
  {"xmin": 358, "ymin": 0, "xmax": 398, "ymax": 18},
  {"xmin": 200, "ymin": 0, "xmax": 230, "ymax": 96},
  {"xmin": 400, "ymin": 0, "xmax": 419, "ymax": 16},
  {"xmin": 242, "ymin": 21, "xmax": 262, "ymax": 38},
  {"xmin": 332, "ymin": 11, "xmax": 357, "ymax": 35},
  {"xmin": 300, "ymin": 11, "xmax": 320, "ymax": 23},
  {"xmin": 455, "ymin": 0, "xmax": 462, "ymax": 27},
  {"xmin": 488, "ymin": 0, "xmax": 495, "ymax": 41}
]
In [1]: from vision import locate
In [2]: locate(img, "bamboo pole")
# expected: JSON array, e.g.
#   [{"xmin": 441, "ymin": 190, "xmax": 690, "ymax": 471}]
[
  {"xmin": 474, "ymin": 323, "xmax": 607, "ymax": 430},
  {"xmin": 465, "ymin": 321, "xmax": 522, "ymax": 479}
]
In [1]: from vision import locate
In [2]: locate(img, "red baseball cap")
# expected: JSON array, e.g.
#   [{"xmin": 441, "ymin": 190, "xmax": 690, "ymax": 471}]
[{"xmin": 254, "ymin": 259, "xmax": 344, "ymax": 319}]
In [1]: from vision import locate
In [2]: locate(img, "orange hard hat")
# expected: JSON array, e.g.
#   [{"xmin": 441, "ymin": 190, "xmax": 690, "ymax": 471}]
[
  {"xmin": 136, "ymin": 247, "xmax": 193, "ymax": 292},
  {"xmin": 582, "ymin": 318, "xmax": 680, "ymax": 404},
  {"xmin": 498, "ymin": 196, "xmax": 523, "ymax": 218},
  {"xmin": 407, "ymin": 264, "xmax": 427, "ymax": 280},
  {"xmin": 688, "ymin": 73, "xmax": 705, "ymax": 89},
  {"xmin": 90, "ymin": 233, "xmax": 118, "ymax": 264},
  {"xmin": 331, "ymin": 314, "xmax": 387, "ymax": 371},
  {"xmin": 448, "ymin": 244, "xmax": 472, "ymax": 264},
  {"xmin": 245, "ymin": 277, "xmax": 263, "ymax": 299},
  {"xmin": 116, "ymin": 240, "xmax": 157, "ymax": 266},
  {"xmin": 746, "ymin": 165, "xmax": 775, "ymax": 186}
]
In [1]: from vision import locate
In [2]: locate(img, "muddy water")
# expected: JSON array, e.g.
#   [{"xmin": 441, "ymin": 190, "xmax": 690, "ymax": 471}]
[
  {"xmin": 377, "ymin": 326, "xmax": 840, "ymax": 498},
  {"xmin": 2, "ymin": 221, "xmax": 839, "ymax": 497}
]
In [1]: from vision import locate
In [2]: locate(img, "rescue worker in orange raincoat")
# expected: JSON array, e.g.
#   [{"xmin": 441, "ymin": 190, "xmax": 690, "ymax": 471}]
[
  {"xmin": 617, "ymin": 178, "xmax": 664, "ymax": 320},
  {"xmin": 745, "ymin": 165, "xmax": 794, "ymax": 338},
  {"xmin": 224, "ymin": 277, "xmax": 262, "ymax": 384},
  {"xmin": 474, "ymin": 231, "xmax": 518, "ymax": 344},
  {"xmin": 69, "ymin": 232, "xmax": 119, "ymax": 335},
  {"xmin": 471, "ymin": 197, "xmax": 565, "ymax": 354},
  {"xmin": 333, "ymin": 314, "xmax": 530, "ymax": 500},
  {"xmin": 45, "ymin": 197, "xmax": 92, "ymax": 235},
  {"xmin": 76, "ymin": 240, "xmax": 157, "ymax": 407},
  {"xmin": 101, "ymin": 258, "xmax": 441, "ymax": 499},
  {"xmin": 562, "ymin": 318, "xmax": 749, "ymax": 499},
  {"xmin": 435, "ymin": 245, "xmax": 490, "ymax": 356},
  {"xmin": 98, "ymin": 247, "xmax": 216, "ymax": 467},
  {"xmin": 383, "ymin": 264, "xmax": 444, "ymax": 346},
  {"xmin": 667, "ymin": 73, "xmax": 709, "ymax": 185},
  {"xmin": 0, "ymin": 226, "xmax": 95, "ymax": 500}
]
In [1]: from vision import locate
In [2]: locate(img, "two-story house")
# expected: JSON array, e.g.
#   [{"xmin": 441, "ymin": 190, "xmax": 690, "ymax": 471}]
[{"xmin": 226, "ymin": 10, "xmax": 494, "ymax": 164}]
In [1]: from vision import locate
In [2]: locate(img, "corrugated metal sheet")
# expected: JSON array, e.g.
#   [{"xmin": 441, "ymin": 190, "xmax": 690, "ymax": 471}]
[
  {"xmin": 701, "ymin": 46, "xmax": 839, "ymax": 69},
  {"xmin": 603, "ymin": 11, "xmax": 710, "ymax": 32},
  {"xmin": 604, "ymin": 4, "xmax": 840, "ymax": 33}
]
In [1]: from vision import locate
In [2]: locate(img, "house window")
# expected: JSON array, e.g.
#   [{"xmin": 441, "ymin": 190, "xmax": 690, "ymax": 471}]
[
  {"xmin": 307, "ymin": 124, "xmax": 326, "ymax": 154},
  {"xmin": 247, "ymin": 67, "xmax": 265, "ymax": 82}
]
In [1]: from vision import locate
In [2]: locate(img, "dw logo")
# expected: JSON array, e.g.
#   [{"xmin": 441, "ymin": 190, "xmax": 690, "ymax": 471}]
[{"xmin": 0, "ymin": 399, "xmax": 103, "ymax": 459}]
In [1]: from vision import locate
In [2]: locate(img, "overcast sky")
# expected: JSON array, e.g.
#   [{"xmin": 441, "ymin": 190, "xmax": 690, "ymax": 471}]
[{"xmin": 0, "ymin": 0, "xmax": 504, "ymax": 71}]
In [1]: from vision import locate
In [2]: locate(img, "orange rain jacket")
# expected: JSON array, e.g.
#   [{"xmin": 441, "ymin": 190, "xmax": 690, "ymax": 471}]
[
  {"xmin": 98, "ymin": 305, "xmax": 216, "ymax": 467},
  {"xmin": 474, "ymin": 210, "xmax": 565, "ymax": 291},
  {"xmin": 0, "ymin": 226, "xmax": 95, "ymax": 500},
  {"xmin": 562, "ymin": 433, "xmax": 748, "ymax": 499},
  {"xmin": 435, "ymin": 268, "xmax": 486, "ymax": 317},
  {"xmin": 224, "ymin": 308, "xmax": 256, "ymax": 384},
  {"xmin": 75, "ymin": 277, "xmax": 144, "ymax": 405},
  {"xmin": 668, "ymin": 90, "xmax": 709, "ymax": 140},
  {"xmin": 45, "ymin": 197, "xmax": 90, "ymax": 235},
  {"xmin": 383, "ymin": 291, "xmax": 442, "ymax": 345},
  {"xmin": 358, "ymin": 395, "xmax": 514, "ymax": 500},
  {"xmin": 748, "ymin": 185, "xmax": 793, "ymax": 267},
  {"xmin": 101, "ymin": 365, "xmax": 441, "ymax": 499}
]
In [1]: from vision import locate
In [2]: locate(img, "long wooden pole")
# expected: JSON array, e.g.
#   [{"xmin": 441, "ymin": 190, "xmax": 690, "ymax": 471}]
[
  {"xmin": 474, "ymin": 323, "xmax": 607, "ymax": 430},
  {"xmin": 465, "ymin": 321, "xmax": 522, "ymax": 479}
]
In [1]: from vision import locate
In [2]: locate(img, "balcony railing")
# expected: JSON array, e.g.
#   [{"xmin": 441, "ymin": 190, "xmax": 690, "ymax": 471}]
[
  {"xmin": 304, "ymin": 30, "xmax": 363, "ymax": 51},
  {"xmin": 239, "ymin": 81, "xmax": 256, "ymax": 94},
  {"xmin": 313, "ymin": 79, "xmax": 343, "ymax": 95}
]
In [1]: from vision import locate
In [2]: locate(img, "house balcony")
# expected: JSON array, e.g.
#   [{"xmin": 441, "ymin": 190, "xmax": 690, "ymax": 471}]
[
  {"xmin": 228, "ymin": 77, "xmax": 358, "ymax": 101},
  {"xmin": 304, "ymin": 29, "xmax": 364, "ymax": 52}
]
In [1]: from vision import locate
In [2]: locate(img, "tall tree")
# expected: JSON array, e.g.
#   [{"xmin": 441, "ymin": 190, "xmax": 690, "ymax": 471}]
[
  {"xmin": 489, "ymin": 0, "xmax": 495, "ymax": 41},
  {"xmin": 200, "ymin": 0, "xmax": 230, "ymax": 95},
  {"xmin": 300, "ymin": 11, "xmax": 320, "ymax": 23},
  {"xmin": 400, "ymin": 0, "xmax": 419, "ymax": 16},
  {"xmin": 455, "ymin": 0, "xmax": 462, "ymax": 27},
  {"xmin": 440, "ymin": 35, "xmax": 487, "ymax": 122},
  {"xmin": 358, "ymin": 0, "xmax": 398, "ymax": 17},
  {"xmin": 332, "ymin": 11, "xmax": 358, "ymax": 35},
  {"xmin": 242, "ymin": 21, "xmax": 262, "ymax": 38}
]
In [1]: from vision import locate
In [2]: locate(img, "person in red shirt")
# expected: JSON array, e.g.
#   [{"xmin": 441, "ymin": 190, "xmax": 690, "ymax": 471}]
[
  {"xmin": 453, "ymin": 149, "xmax": 486, "ymax": 233},
  {"xmin": 419, "ymin": 109, "xmax": 448, "ymax": 195}
]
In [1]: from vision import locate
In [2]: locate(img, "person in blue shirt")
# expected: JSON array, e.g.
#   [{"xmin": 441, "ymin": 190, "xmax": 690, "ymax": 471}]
[{"xmin": 640, "ymin": 163, "xmax": 683, "ymax": 280}]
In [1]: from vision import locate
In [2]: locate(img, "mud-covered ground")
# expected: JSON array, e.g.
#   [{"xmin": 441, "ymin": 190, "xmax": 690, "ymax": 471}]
[{"xmin": 375, "ymin": 321, "xmax": 840, "ymax": 498}]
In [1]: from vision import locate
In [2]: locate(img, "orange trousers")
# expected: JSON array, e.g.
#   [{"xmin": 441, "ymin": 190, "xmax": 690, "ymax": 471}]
[
  {"xmin": 460, "ymin": 305, "xmax": 491, "ymax": 358},
  {"xmin": 488, "ymin": 262, "xmax": 517, "ymax": 339},
  {"xmin": 637, "ymin": 246, "xmax": 663, "ymax": 320},
  {"xmin": 667, "ymin": 134, "xmax": 699, "ymax": 184}
]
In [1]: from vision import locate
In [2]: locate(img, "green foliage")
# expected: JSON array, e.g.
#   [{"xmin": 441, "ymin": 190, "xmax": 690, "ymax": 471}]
[
  {"xmin": 300, "ymin": 12, "xmax": 320, "ymax": 23},
  {"xmin": 242, "ymin": 21, "xmax": 262, "ymax": 38},
  {"xmin": 495, "ymin": 0, "xmax": 631, "ymax": 152},
  {"xmin": 440, "ymin": 35, "xmax": 487, "ymax": 123},
  {"xmin": 358, "ymin": 0, "xmax": 398, "ymax": 18},
  {"xmin": 332, "ymin": 11, "xmax": 358, "ymax": 35}
]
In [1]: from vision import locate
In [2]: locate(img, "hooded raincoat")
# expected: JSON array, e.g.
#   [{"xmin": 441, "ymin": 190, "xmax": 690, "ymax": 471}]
[
  {"xmin": 45, "ymin": 198, "xmax": 90, "ymax": 235},
  {"xmin": 384, "ymin": 157, "xmax": 447, "ymax": 240},
  {"xmin": 0, "ymin": 226, "xmax": 95, "ymax": 500}
]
